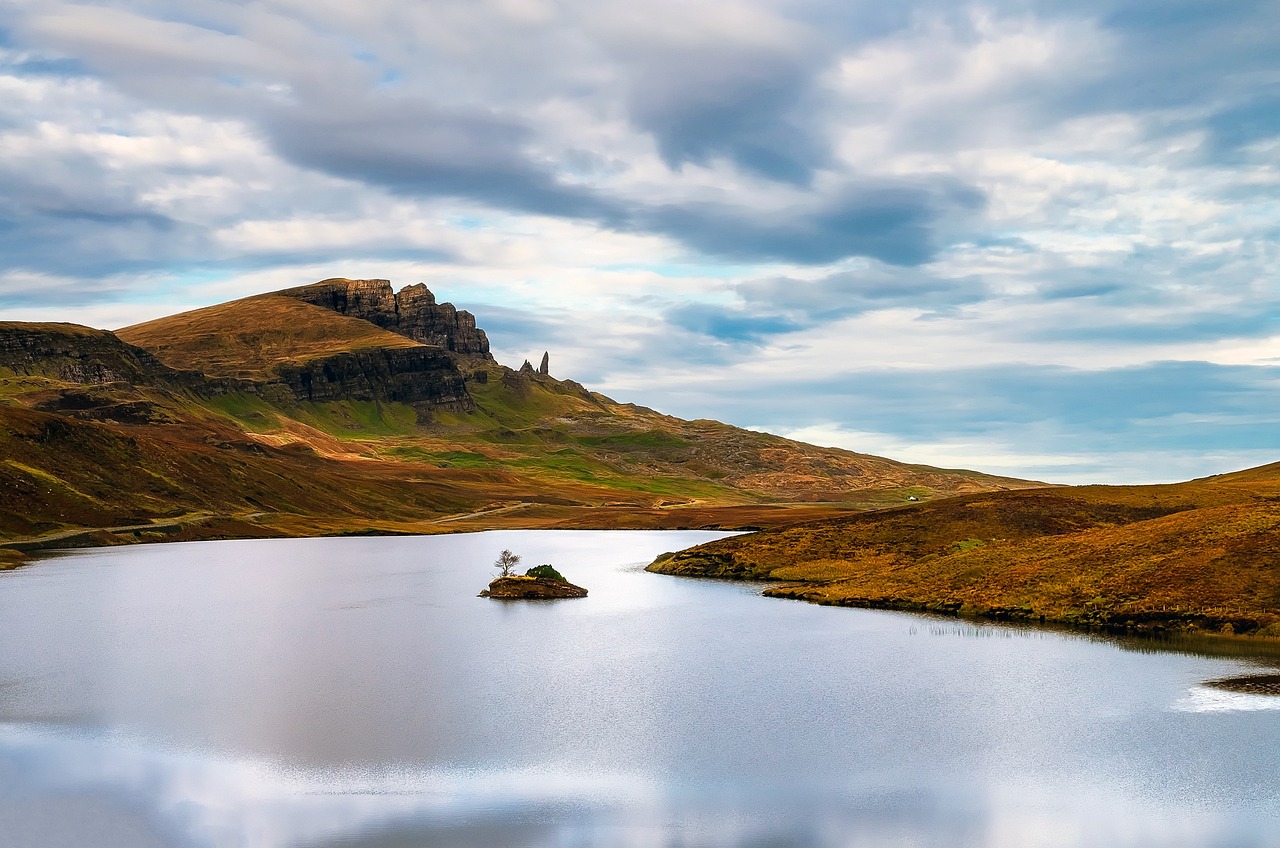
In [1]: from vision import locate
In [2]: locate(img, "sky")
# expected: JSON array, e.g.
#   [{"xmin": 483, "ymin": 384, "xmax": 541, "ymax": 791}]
[{"xmin": 1, "ymin": 0, "xmax": 1278, "ymax": 485}]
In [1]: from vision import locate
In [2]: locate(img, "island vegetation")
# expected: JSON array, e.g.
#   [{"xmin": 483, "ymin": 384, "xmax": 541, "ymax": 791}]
[{"xmin": 481, "ymin": 549, "xmax": 587, "ymax": 599}]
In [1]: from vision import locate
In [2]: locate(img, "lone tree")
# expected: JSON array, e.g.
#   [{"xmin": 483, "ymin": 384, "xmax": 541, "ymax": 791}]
[{"xmin": 494, "ymin": 549, "xmax": 521, "ymax": 577}]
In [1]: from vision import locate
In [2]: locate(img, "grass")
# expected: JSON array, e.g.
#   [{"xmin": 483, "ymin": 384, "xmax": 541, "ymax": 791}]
[
  {"xmin": 0, "ymin": 294, "xmax": 1052, "ymax": 549},
  {"xmin": 116, "ymin": 295, "xmax": 422, "ymax": 379},
  {"xmin": 205, "ymin": 392, "xmax": 282, "ymax": 432},
  {"xmin": 649, "ymin": 477, "xmax": 1280, "ymax": 637},
  {"xmin": 293, "ymin": 400, "xmax": 419, "ymax": 437}
]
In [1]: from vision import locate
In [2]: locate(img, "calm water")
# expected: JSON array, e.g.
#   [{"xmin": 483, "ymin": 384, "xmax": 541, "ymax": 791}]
[{"xmin": 1, "ymin": 530, "xmax": 1278, "ymax": 848}]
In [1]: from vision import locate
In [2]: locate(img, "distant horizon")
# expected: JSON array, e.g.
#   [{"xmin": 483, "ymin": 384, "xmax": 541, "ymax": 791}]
[{"xmin": 2, "ymin": 1, "xmax": 1277, "ymax": 485}]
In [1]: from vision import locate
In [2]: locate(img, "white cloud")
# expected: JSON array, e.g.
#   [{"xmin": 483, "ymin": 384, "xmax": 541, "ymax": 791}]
[{"xmin": 1, "ymin": 0, "xmax": 1278, "ymax": 482}]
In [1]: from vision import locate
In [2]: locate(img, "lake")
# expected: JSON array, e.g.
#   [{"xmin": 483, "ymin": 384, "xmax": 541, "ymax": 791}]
[{"xmin": 1, "ymin": 530, "xmax": 1278, "ymax": 847}]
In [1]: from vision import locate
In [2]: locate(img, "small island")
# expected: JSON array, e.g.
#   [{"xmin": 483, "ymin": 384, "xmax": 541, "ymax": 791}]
[{"xmin": 480, "ymin": 551, "xmax": 588, "ymax": 599}]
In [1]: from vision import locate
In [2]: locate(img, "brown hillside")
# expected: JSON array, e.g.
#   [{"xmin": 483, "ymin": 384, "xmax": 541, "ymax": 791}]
[
  {"xmin": 117, "ymin": 295, "xmax": 422, "ymax": 379},
  {"xmin": 1, "ymin": 278, "xmax": 1045, "ymax": 549},
  {"xmin": 649, "ymin": 476, "xmax": 1280, "ymax": 636}
]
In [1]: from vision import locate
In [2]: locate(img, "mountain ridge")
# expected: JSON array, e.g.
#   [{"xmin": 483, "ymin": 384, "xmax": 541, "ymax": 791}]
[{"xmin": 1, "ymin": 279, "xmax": 1042, "ymax": 549}]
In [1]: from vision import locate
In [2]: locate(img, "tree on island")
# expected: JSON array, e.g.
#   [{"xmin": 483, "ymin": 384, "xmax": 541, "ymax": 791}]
[
  {"xmin": 494, "ymin": 549, "xmax": 521, "ymax": 577},
  {"xmin": 525, "ymin": 563, "xmax": 567, "ymax": 583}
]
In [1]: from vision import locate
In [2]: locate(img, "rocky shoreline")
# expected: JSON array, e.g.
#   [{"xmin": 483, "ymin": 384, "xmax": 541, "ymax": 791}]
[{"xmin": 481, "ymin": 575, "xmax": 588, "ymax": 599}]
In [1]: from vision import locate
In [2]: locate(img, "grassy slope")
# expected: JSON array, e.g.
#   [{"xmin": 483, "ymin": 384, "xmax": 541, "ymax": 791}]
[
  {"xmin": 649, "ymin": 475, "xmax": 1280, "ymax": 636},
  {"xmin": 423, "ymin": 363, "xmax": 1038, "ymax": 505},
  {"xmin": 1, "ymin": 290, "xmax": 1043, "ymax": 546},
  {"xmin": 117, "ymin": 295, "xmax": 421, "ymax": 379}
]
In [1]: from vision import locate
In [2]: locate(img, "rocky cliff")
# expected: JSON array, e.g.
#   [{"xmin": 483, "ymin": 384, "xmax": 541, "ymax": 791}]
[
  {"xmin": 274, "ymin": 346, "xmax": 472, "ymax": 411},
  {"xmin": 274, "ymin": 279, "xmax": 492, "ymax": 359},
  {"xmin": 0, "ymin": 322, "xmax": 186, "ymax": 386}
]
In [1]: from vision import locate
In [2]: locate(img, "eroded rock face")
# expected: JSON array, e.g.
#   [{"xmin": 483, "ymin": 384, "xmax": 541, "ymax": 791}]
[
  {"xmin": 274, "ymin": 346, "xmax": 473, "ymax": 412},
  {"xmin": 275, "ymin": 279, "xmax": 493, "ymax": 359},
  {"xmin": 0, "ymin": 322, "xmax": 473, "ymax": 414},
  {"xmin": 0, "ymin": 324, "xmax": 181, "ymax": 386},
  {"xmin": 481, "ymin": 576, "xmax": 588, "ymax": 599}
]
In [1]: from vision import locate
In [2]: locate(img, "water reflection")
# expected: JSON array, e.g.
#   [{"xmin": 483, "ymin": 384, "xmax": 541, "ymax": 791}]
[{"xmin": 2, "ymin": 531, "xmax": 1279, "ymax": 848}]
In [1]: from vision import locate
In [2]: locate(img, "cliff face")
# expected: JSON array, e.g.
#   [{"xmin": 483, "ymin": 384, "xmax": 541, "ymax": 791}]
[
  {"xmin": 274, "ymin": 279, "xmax": 492, "ymax": 359},
  {"xmin": 274, "ymin": 346, "xmax": 473, "ymax": 412},
  {"xmin": 1, "ymin": 320, "xmax": 472, "ymax": 414},
  {"xmin": 0, "ymin": 323, "xmax": 185, "ymax": 386}
]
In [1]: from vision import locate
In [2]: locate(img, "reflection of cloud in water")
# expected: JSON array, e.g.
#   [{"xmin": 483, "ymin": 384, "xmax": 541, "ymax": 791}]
[
  {"xmin": 0, "ymin": 723, "xmax": 660, "ymax": 848},
  {"xmin": 1175, "ymin": 687, "xmax": 1280, "ymax": 713},
  {"xmin": 4, "ymin": 721, "xmax": 1277, "ymax": 848}
]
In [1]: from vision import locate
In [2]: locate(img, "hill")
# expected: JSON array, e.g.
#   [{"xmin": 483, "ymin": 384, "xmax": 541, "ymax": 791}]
[
  {"xmin": 0, "ymin": 279, "xmax": 1040, "ymax": 549},
  {"xmin": 648, "ymin": 473, "xmax": 1280, "ymax": 637},
  {"xmin": 117, "ymin": 295, "xmax": 423, "ymax": 380}
]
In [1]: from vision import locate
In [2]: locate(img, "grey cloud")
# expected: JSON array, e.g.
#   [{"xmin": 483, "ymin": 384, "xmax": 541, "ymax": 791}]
[
  {"xmin": 647, "ymin": 360, "xmax": 1280, "ymax": 467},
  {"xmin": 3, "ymin": 2, "xmax": 991, "ymax": 273},
  {"xmin": 625, "ymin": 48, "xmax": 830, "ymax": 186},
  {"xmin": 1206, "ymin": 93, "xmax": 1280, "ymax": 157},
  {"xmin": 0, "ymin": 163, "xmax": 198, "ymax": 281},
  {"xmin": 3, "ymin": 0, "xmax": 1276, "ymax": 287},
  {"xmin": 643, "ymin": 180, "xmax": 984, "ymax": 266},
  {"xmin": 737, "ymin": 269, "xmax": 985, "ymax": 317},
  {"xmin": 261, "ymin": 100, "xmax": 628, "ymax": 223},
  {"xmin": 1034, "ymin": 0, "xmax": 1280, "ymax": 159},
  {"xmin": 660, "ymin": 265, "xmax": 989, "ymax": 345},
  {"xmin": 664, "ymin": 306, "xmax": 805, "ymax": 343},
  {"xmin": 259, "ymin": 94, "xmax": 980, "ymax": 266}
]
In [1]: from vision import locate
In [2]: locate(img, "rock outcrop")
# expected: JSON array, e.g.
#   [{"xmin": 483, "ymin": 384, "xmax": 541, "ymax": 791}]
[
  {"xmin": 538, "ymin": 351, "xmax": 549, "ymax": 375},
  {"xmin": 274, "ymin": 346, "xmax": 472, "ymax": 412},
  {"xmin": 0, "ymin": 320, "xmax": 472, "ymax": 414},
  {"xmin": 274, "ymin": 279, "xmax": 493, "ymax": 359},
  {"xmin": 481, "ymin": 576, "xmax": 589, "ymax": 599},
  {"xmin": 0, "ymin": 323, "xmax": 186, "ymax": 387}
]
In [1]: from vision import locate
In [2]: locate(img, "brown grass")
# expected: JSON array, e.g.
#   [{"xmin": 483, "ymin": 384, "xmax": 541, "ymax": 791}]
[
  {"xmin": 650, "ymin": 477, "xmax": 1280, "ymax": 636},
  {"xmin": 117, "ymin": 295, "xmax": 422, "ymax": 379}
]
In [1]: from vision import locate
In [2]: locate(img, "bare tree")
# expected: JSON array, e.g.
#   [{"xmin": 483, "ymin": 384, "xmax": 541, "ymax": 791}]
[{"xmin": 494, "ymin": 549, "xmax": 521, "ymax": 577}]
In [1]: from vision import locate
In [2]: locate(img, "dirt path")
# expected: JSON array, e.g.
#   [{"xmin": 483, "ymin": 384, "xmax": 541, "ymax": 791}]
[
  {"xmin": 429, "ymin": 502, "xmax": 533, "ymax": 524},
  {"xmin": 0, "ymin": 511, "xmax": 216, "ymax": 552}
]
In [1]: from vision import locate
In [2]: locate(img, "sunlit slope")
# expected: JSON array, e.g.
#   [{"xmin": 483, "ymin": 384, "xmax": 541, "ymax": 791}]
[
  {"xmin": 0, "ymin": 403, "xmax": 523, "ymax": 542},
  {"xmin": 649, "ymin": 475, "xmax": 1280, "ymax": 635},
  {"xmin": 318, "ymin": 359, "xmax": 1042, "ymax": 505},
  {"xmin": 1, "ymin": 282, "xmax": 1046, "ymax": 548},
  {"xmin": 117, "ymin": 295, "xmax": 422, "ymax": 379}
]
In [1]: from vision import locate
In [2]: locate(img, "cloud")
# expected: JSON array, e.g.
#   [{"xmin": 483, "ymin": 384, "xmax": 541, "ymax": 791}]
[
  {"xmin": 661, "ymin": 264, "xmax": 989, "ymax": 345},
  {"xmin": 644, "ymin": 178, "xmax": 985, "ymax": 265},
  {"xmin": 658, "ymin": 361, "xmax": 1280, "ymax": 484},
  {"xmin": 1, "ymin": 0, "xmax": 1279, "ymax": 481},
  {"xmin": 602, "ymin": 2, "xmax": 832, "ymax": 185},
  {"xmin": 262, "ymin": 100, "xmax": 627, "ymax": 223}
]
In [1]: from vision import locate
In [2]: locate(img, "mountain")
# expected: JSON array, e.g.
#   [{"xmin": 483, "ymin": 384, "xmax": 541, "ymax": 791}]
[
  {"xmin": 0, "ymin": 278, "xmax": 1040, "ymax": 552},
  {"xmin": 649, "ymin": 467, "xmax": 1280, "ymax": 637}
]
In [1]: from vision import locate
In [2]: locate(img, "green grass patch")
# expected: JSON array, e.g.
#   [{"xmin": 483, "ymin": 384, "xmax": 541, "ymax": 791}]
[
  {"xmin": 294, "ymin": 400, "xmax": 419, "ymax": 437},
  {"xmin": 951, "ymin": 538, "xmax": 987, "ymax": 553},
  {"xmin": 4, "ymin": 460, "xmax": 102, "ymax": 503},
  {"xmin": 204, "ymin": 392, "xmax": 282, "ymax": 432},
  {"xmin": 464, "ymin": 376, "xmax": 581, "ymax": 430},
  {"xmin": 386, "ymin": 446, "xmax": 497, "ymax": 468}
]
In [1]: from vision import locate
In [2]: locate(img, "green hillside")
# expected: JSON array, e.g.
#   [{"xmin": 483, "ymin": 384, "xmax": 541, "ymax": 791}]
[{"xmin": 0, "ymin": 280, "xmax": 1041, "ymax": 549}]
